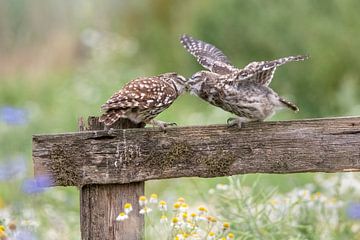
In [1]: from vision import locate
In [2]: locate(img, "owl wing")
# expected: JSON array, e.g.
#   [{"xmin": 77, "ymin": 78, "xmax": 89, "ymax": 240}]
[
  {"xmin": 238, "ymin": 55, "xmax": 308, "ymax": 86},
  {"xmin": 101, "ymin": 76, "xmax": 177, "ymax": 111},
  {"xmin": 180, "ymin": 34, "xmax": 237, "ymax": 75}
]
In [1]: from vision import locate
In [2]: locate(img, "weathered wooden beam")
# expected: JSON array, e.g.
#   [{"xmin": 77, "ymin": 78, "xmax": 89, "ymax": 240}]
[
  {"xmin": 78, "ymin": 117, "xmax": 145, "ymax": 240},
  {"xmin": 33, "ymin": 116, "xmax": 360, "ymax": 187}
]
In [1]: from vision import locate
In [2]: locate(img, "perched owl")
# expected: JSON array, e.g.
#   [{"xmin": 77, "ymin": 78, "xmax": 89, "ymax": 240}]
[
  {"xmin": 99, "ymin": 72, "xmax": 186, "ymax": 130},
  {"xmin": 180, "ymin": 34, "xmax": 308, "ymax": 127}
]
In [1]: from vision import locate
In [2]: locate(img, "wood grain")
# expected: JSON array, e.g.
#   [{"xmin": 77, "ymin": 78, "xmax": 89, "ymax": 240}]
[
  {"xmin": 33, "ymin": 117, "xmax": 360, "ymax": 187},
  {"xmin": 79, "ymin": 117, "xmax": 144, "ymax": 240}
]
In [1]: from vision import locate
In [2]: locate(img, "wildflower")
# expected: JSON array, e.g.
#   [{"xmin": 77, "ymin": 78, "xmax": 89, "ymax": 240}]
[
  {"xmin": 171, "ymin": 217, "xmax": 179, "ymax": 226},
  {"xmin": 0, "ymin": 106, "xmax": 28, "ymax": 125},
  {"xmin": 207, "ymin": 231, "xmax": 215, "ymax": 240},
  {"xmin": 207, "ymin": 216, "xmax": 217, "ymax": 223},
  {"xmin": 160, "ymin": 215, "xmax": 168, "ymax": 224},
  {"xmin": 22, "ymin": 175, "xmax": 53, "ymax": 194},
  {"xmin": 297, "ymin": 189, "xmax": 310, "ymax": 201},
  {"xmin": 216, "ymin": 184, "xmax": 229, "ymax": 191},
  {"xmin": 0, "ymin": 156, "xmax": 27, "ymax": 181},
  {"xmin": 159, "ymin": 200, "xmax": 167, "ymax": 211},
  {"xmin": 149, "ymin": 194, "xmax": 158, "ymax": 204},
  {"xmin": 181, "ymin": 212, "xmax": 188, "ymax": 220},
  {"xmin": 124, "ymin": 203, "xmax": 133, "ymax": 214},
  {"xmin": 190, "ymin": 212, "xmax": 197, "ymax": 219},
  {"xmin": 139, "ymin": 207, "xmax": 152, "ymax": 214},
  {"xmin": 139, "ymin": 196, "xmax": 147, "ymax": 206},
  {"xmin": 116, "ymin": 212, "xmax": 128, "ymax": 221},
  {"xmin": 227, "ymin": 233, "xmax": 235, "ymax": 239},
  {"xmin": 0, "ymin": 225, "xmax": 4, "ymax": 232},
  {"xmin": 177, "ymin": 197, "xmax": 185, "ymax": 203},
  {"xmin": 180, "ymin": 203, "xmax": 189, "ymax": 212},
  {"xmin": 173, "ymin": 202, "xmax": 181, "ymax": 210},
  {"xmin": 347, "ymin": 203, "xmax": 360, "ymax": 219},
  {"xmin": 198, "ymin": 206, "xmax": 208, "ymax": 215},
  {"xmin": 182, "ymin": 233, "xmax": 190, "ymax": 239},
  {"xmin": 222, "ymin": 222, "xmax": 230, "ymax": 231}
]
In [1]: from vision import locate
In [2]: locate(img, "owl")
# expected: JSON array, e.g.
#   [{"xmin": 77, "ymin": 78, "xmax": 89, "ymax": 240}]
[
  {"xmin": 99, "ymin": 72, "xmax": 186, "ymax": 130},
  {"xmin": 180, "ymin": 34, "xmax": 308, "ymax": 127}
]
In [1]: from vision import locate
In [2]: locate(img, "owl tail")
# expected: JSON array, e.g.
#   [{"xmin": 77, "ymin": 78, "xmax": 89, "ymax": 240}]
[
  {"xmin": 279, "ymin": 98, "xmax": 299, "ymax": 112},
  {"xmin": 99, "ymin": 110, "xmax": 122, "ymax": 126}
]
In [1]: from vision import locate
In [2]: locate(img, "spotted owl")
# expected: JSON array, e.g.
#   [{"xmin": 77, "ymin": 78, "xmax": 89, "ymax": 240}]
[
  {"xmin": 99, "ymin": 72, "xmax": 186, "ymax": 129},
  {"xmin": 180, "ymin": 34, "xmax": 308, "ymax": 127}
]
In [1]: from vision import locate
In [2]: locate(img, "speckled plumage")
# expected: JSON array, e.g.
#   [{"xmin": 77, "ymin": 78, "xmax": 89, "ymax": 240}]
[
  {"xmin": 180, "ymin": 34, "xmax": 307, "ymax": 126},
  {"xmin": 99, "ymin": 72, "xmax": 186, "ymax": 126}
]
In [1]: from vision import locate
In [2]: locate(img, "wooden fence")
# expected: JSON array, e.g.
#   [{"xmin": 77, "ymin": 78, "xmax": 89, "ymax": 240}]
[{"xmin": 32, "ymin": 116, "xmax": 360, "ymax": 239}]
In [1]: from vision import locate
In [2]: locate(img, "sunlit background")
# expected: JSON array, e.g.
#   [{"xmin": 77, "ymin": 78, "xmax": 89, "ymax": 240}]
[{"xmin": 0, "ymin": 0, "xmax": 360, "ymax": 239}]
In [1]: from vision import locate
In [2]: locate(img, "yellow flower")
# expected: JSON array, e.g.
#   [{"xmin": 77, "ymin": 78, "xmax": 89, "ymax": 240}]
[
  {"xmin": 177, "ymin": 197, "xmax": 185, "ymax": 203},
  {"xmin": 207, "ymin": 231, "xmax": 215, "ymax": 240},
  {"xmin": 139, "ymin": 196, "xmax": 147, "ymax": 206},
  {"xmin": 198, "ymin": 206, "xmax": 208, "ymax": 215},
  {"xmin": 160, "ymin": 215, "xmax": 168, "ymax": 224},
  {"xmin": 150, "ymin": 193, "xmax": 158, "ymax": 204},
  {"xmin": 223, "ymin": 222, "xmax": 230, "ymax": 230},
  {"xmin": 171, "ymin": 217, "xmax": 179, "ymax": 225},
  {"xmin": 182, "ymin": 212, "xmax": 188, "ymax": 220},
  {"xmin": 116, "ymin": 212, "xmax": 128, "ymax": 221},
  {"xmin": 190, "ymin": 212, "xmax": 197, "ymax": 218},
  {"xmin": 173, "ymin": 202, "xmax": 181, "ymax": 210},
  {"xmin": 0, "ymin": 226, "xmax": 4, "ymax": 232},
  {"xmin": 180, "ymin": 203, "xmax": 189, "ymax": 212},
  {"xmin": 182, "ymin": 233, "xmax": 190, "ymax": 238},
  {"xmin": 124, "ymin": 203, "xmax": 133, "ymax": 214},
  {"xmin": 227, "ymin": 233, "xmax": 235, "ymax": 239},
  {"xmin": 207, "ymin": 216, "xmax": 217, "ymax": 223},
  {"xmin": 159, "ymin": 200, "xmax": 168, "ymax": 211}
]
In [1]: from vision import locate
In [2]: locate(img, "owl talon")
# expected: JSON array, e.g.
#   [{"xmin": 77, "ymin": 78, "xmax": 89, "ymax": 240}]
[
  {"xmin": 226, "ymin": 118, "xmax": 244, "ymax": 129},
  {"xmin": 150, "ymin": 120, "xmax": 177, "ymax": 131}
]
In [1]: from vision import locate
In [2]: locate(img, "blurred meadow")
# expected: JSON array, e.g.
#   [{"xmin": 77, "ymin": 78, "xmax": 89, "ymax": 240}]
[{"xmin": 0, "ymin": 0, "xmax": 360, "ymax": 239}]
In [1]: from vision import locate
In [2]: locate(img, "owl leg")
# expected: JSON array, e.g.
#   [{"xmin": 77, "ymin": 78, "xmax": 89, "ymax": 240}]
[
  {"xmin": 227, "ymin": 117, "xmax": 251, "ymax": 128},
  {"xmin": 104, "ymin": 124, "xmax": 115, "ymax": 135},
  {"xmin": 149, "ymin": 120, "xmax": 177, "ymax": 131}
]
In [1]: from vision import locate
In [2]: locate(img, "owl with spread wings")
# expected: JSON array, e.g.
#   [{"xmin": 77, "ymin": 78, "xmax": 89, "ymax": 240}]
[{"xmin": 180, "ymin": 34, "xmax": 308, "ymax": 128}]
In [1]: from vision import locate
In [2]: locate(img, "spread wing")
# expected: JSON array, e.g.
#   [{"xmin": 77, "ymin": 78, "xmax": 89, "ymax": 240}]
[
  {"xmin": 237, "ymin": 55, "xmax": 309, "ymax": 86},
  {"xmin": 180, "ymin": 34, "xmax": 237, "ymax": 75}
]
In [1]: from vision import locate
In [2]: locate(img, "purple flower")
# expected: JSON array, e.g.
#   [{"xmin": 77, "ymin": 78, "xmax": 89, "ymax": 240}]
[
  {"xmin": 14, "ymin": 229, "xmax": 38, "ymax": 240},
  {"xmin": 0, "ymin": 156, "xmax": 27, "ymax": 181},
  {"xmin": 22, "ymin": 175, "xmax": 53, "ymax": 194},
  {"xmin": 347, "ymin": 203, "xmax": 360, "ymax": 219},
  {"xmin": 0, "ymin": 106, "xmax": 28, "ymax": 125}
]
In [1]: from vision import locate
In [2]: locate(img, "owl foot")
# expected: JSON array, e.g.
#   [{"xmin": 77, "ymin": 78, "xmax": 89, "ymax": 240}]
[
  {"xmin": 227, "ymin": 117, "xmax": 253, "ymax": 129},
  {"xmin": 150, "ymin": 120, "xmax": 177, "ymax": 131},
  {"xmin": 227, "ymin": 118, "xmax": 244, "ymax": 128},
  {"xmin": 104, "ymin": 125, "xmax": 116, "ymax": 135}
]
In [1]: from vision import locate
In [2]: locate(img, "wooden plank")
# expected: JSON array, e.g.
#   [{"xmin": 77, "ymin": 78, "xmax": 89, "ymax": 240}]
[
  {"xmin": 79, "ymin": 117, "xmax": 144, "ymax": 240},
  {"xmin": 32, "ymin": 117, "xmax": 360, "ymax": 187}
]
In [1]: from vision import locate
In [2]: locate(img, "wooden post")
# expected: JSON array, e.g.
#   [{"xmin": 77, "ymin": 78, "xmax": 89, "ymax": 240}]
[{"xmin": 79, "ymin": 117, "xmax": 145, "ymax": 240}]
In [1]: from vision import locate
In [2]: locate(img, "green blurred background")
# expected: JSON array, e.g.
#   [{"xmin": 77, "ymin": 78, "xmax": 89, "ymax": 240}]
[{"xmin": 0, "ymin": 0, "xmax": 359, "ymax": 239}]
